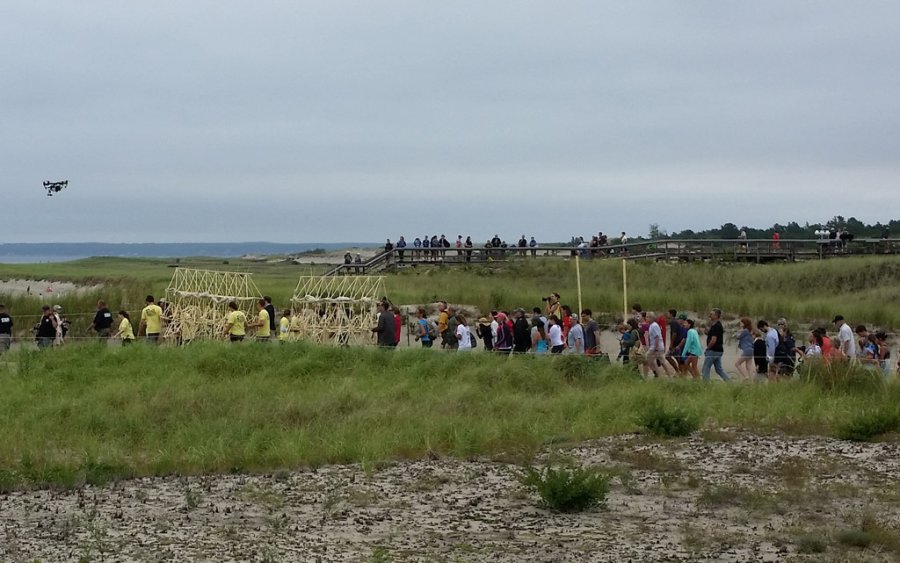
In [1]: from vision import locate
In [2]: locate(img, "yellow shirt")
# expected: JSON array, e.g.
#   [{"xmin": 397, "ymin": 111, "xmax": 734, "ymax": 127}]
[
  {"xmin": 119, "ymin": 318, "xmax": 134, "ymax": 340},
  {"xmin": 279, "ymin": 317, "xmax": 290, "ymax": 341},
  {"xmin": 437, "ymin": 311, "xmax": 449, "ymax": 332},
  {"xmin": 141, "ymin": 304, "xmax": 163, "ymax": 334},
  {"xmin": 226, "ymin": 310, "xmax": 246, "ymax": 336},
  {"xmin": 256, "ymin": 309, "xmax": 271, "ymax": 337}
]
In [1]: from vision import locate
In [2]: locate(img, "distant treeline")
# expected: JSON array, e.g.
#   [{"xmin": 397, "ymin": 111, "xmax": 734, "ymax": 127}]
[{"xmin": 652, "ymin": 216, "xmax": 898, "ymax": 240}]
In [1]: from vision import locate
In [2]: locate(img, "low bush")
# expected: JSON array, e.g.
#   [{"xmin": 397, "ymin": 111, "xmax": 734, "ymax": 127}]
[
  {"xmin": 795, "ymin": 533, "xmax": 827, "ymax": 554},
  {"xmin": 834, "ymin": 410, "xmax": 900, "ymax": 442},
  {"xmin": 798, "ymin": 362, "xmax": 884, "ymax": 394},
  {"xmin": 637, "ymin": 401, "xmax": 699, "ymax": 437},
  {"xmin": 520, "ymin": 465, "xmax": 611, "ymax": 512}
]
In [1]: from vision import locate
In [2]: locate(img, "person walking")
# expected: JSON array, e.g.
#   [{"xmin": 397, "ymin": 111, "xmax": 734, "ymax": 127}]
[
  {"xmin": 476, "ymin": 317, "xmax": 493, "ymax": 350},
  {"xmin": 581, "ymin": 309, "xmax": 602, "ymax": 356},
  {"xmin": 757, "ymin": 320, "xmax": 781, "ymax": 381},
  {"xmin": 512, "ymin": 309, "xmax": 532, "ymax": 353},
  {"xmin": 548, "ymin": 315, "xmax": 565, "ymax": 354},
  {"xmin": 455, "ymin": 313, "xmax": 473, "ymax": 351},
  {"xmin": 90, "ymin": 300, "xmax": 114, "ymax": 341},
  {"xmin": 139, "ymin": 295, "xmax": 164, "ymax": 344},
  {"xmin": 734, "ymin": 317, "xmax": 755, "ymax": 379},
  {"xmin": 833, "ymin": 315, "xmax": 857, "ymax": 360},
  {"xmin": 223, "ymin": 301, "xmax": 247, "ymax": 343},
  {"xmin": 414, "ymin": 307, "xmax": 433, "ymax": 348},
  {"xmin": 701, "ymin": 308, "xmax": 730, "ymax": 382},
  {"xmin": 531, "ymin": 318, "xmax": 549, "ymax": 355},
  {"xmin": 0, "ymin": 304, "xmax": 12, "ymax": 355},
  {"xmin": 35, "ymin": 305, "xmax": 57, "ymax": 350},
  {"xmin": 644, "ymin": 315, "xmax": 666, "ymax": 376},
  {"xmin": 372, "ymin": 301, "xmax": 397, "ymax": 347},
  {"xmin": 567, "ymin": 315, "xmax": 585, "ymax": 355},
  {"xmin": 113, "ymin": 310, "xmax": 135, "ymax": 346},
  {"xmin": 247, "ymin": 299, "xmax": 272, "ymax": 343},
  {"xmin": 681, "ymin": 318, "xmax": 702, "ymax": 378}
]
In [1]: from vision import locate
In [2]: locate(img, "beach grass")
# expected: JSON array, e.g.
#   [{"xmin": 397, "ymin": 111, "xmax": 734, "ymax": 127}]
[
  {"xmin": 3, "ymin": 254, "xmax": 900, "ymax": 336},
  {"xmin": 0, "ymin": 343, "xmax": 896, "ymax": 490}
]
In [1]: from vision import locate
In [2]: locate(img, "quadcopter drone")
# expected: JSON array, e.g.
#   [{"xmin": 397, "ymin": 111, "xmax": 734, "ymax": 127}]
[{"xmin": 43, "ymin": 180, "xmax": 68, "ymax": 196}]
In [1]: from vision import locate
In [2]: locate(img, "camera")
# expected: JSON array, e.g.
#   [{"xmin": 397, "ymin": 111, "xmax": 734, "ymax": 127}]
[{"xmin": 541, "ymin": 296, "xmax": 550, "ymax": 302}]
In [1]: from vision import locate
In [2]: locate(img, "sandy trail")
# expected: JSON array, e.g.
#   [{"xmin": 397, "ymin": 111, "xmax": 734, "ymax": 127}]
[{"xmin": 1, "ymin": 433, "xmax": 897, "ymax": 562}]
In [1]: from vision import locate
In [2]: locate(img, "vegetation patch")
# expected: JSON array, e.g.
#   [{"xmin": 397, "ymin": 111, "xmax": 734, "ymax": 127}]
[
  {"xmin": 834, "ymin": 409, "xmax": 900, "ymax": 442},
  {"xmin": 520, "ymin": 465, "xmax": 611, "ymax": 512},
  {"xmin": 636, "ymin": 401, "xmax": 699, "ymax": 437}
]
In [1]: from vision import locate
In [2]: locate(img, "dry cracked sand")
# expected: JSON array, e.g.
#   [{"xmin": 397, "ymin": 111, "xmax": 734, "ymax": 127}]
[{"xmin": 1, "ymin": 432, "xmax": 898, "ymax": 562}]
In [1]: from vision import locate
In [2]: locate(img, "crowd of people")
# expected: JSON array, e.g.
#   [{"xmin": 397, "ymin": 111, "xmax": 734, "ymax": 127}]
[
  {"xmin": 1, "ymin": 292, "xmax": 895, "ymax": 383},
  {"xmin": 375, "ymin": 232, "xmax": 635, "ymax": 264}
]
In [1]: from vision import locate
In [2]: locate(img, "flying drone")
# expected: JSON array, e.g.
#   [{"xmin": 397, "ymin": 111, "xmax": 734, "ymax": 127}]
[{"xmin": 43, "ymin": 180, "xmax": 68, "ymax": 196}]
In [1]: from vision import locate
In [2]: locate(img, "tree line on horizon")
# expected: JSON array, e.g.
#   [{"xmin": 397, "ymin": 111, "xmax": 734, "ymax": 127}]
[{"xmin": 647, "ymin": 216, "xmax": 898, "ymax": 241}]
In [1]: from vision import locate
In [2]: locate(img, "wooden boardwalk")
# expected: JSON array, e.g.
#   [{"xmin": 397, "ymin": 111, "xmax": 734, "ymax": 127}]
[{"xmin": 325, "ymin": 238, "xmax": 900, "ymax": 276}]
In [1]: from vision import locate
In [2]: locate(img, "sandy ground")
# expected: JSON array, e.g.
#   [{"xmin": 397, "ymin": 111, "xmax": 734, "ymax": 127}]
[
  {"xmin": 1, "ymin": 432, "xmax": 897, "ymax": 562},
  {"xmin": 0, "ymin": 279, "xmax": 103, "ymax": 299}
]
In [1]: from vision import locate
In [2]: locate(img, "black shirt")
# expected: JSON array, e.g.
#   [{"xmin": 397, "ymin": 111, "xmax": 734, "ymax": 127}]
[
  {"xmin": 0, "ymin": 313, "xmax": 12, "ymax": 334},
  {"xmin": 265, "ymin": 304, "xmax": 276, "ymax": 332},
  {"xmin": 707, "ymin": 320, "xmax": 724, "ymax": 353},
  {"xmin": 37, "ymin": 315, "xmax": 56, "ymax": 338},
  {"xmin": 93, "ymin": 308, "xmax": 114, "ymax": 330}
]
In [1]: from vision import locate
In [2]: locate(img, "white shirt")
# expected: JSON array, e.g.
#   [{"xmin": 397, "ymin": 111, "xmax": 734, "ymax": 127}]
[
  {"xmin": 839, "ymin": 323, "xmax": 856, "ymax": 358},
  {"xmin": 648, "ymin": 322, "xmax": 664, "ymax": 352},
  {"xmin": 456, "ymin": 324, "xmax": 472, "ymax": 351},
  {"xmin": 548, "ymin": 324, "xmax": 564, "ymax": 347},
  {"xmin": 490, "ymin": 320, "xmax": 499, "ymax": 340}
]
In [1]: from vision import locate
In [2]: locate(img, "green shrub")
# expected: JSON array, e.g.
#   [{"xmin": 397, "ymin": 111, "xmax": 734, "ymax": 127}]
[
  {"xmin": 795, "ymin": 533, "xmax": 827, "ymax": 554},
  {"xmin": 798, "ymin": 362, "xmax": 884, "ymax": 394},
  {"xmin": 836, "ymin": 529, "xmax": 872, "ymax": 548},
  {"xmin": 637, "ymin": 401, "xmax": 699, "ymax": 437},
  {"xmin": 835, "ymin": 410, "xmax": 900, "ymax": 442},
  {"xmin": 520, "ymin": 465, "xmax": 611, "ymax": 512}
]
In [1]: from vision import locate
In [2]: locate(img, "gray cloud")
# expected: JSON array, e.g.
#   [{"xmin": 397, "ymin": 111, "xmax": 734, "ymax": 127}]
[{"xmin": 2, "ymin": 1, "xmax": 898, "ymax": 243}]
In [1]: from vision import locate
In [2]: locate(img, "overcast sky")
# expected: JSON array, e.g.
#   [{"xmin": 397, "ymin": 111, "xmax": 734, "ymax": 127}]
[{"xmin": 2, "ymin": 1, "xmax": 898, "ymax": 243}]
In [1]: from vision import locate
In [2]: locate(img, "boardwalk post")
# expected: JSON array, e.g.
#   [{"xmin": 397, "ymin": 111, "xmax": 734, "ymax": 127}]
[
  {"xmin": 575, "ymin": 254, "xmax": 583, "ymax": 316},
  {"xmin": 622, "ymin": 259, "xmax": 628, "ymax": 320}
]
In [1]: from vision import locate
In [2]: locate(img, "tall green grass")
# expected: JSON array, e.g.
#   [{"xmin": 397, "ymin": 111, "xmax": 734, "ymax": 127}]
[
  {"xmin": 0, "ymin": 343, "xmax": 896, "ymax": 490},
  {"xmin": 3, "ymin": 256, "xmax": 900, "ymax": 337}
]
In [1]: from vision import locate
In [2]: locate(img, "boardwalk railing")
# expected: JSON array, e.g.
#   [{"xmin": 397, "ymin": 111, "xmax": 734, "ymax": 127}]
[{"xmin": 324, "ymin": 238, "xmax": 900, "ymax": 276}]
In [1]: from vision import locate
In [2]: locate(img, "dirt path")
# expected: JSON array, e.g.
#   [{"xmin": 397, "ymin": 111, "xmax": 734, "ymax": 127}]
[{"xmin": 2, "ymin": 432, "xmax": 898, "ymax": 562}]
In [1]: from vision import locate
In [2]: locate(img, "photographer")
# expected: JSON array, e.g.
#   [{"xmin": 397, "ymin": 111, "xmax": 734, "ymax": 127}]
[{"xmin": 543, "ymin": 292, "xmax": 561, "ymax": 319}]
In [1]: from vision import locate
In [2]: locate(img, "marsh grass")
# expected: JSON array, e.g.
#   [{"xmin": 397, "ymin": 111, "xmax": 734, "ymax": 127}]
[
  {"xmin": 0, "ymin": 343, "xmax": 898, "ymax": 489},
  {"xmin": 5, "ymin": 256, "xmax": 900, "ymax": 334},
  {"xmin": 835, "ymin": 409, "xmax": 900, "ymax": 442}
]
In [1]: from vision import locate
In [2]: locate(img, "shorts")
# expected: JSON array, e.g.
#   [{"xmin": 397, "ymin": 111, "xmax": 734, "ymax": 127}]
[
  {"xmin": 146, "ymin": 333, "xmax": 160, "ymax": 344},
  {"xmin": 97, "ymin": 328, "xmax": 111, "ymax": 339},
  {"xmin": 229, "ymin": 335, "xmax": 245, "ymax": 343},
  {"xmin": 0, "ymin": 334, "xmax": 11, "ymax": 353},
  {"xmin": 123, "ymin": 339, "xmax": 133, "ymax": 346},
  {"xmin": 421, "ymin": 340, "xmax": 433, "ymax": 348}
]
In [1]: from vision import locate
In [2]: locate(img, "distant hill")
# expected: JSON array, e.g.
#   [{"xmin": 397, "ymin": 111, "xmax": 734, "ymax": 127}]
[{"xmin": 0, "ymin": 242, "xmax": 379, "ymax": 263}]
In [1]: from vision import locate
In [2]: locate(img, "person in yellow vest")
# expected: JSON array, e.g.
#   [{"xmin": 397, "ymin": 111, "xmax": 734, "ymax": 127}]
[
  {"xmin": 278, "ymin": 309, "xmax": 292, "ymax": 343},
  {"xmin": 114, "ymin": 310, "xmax": 135, "ymax": 346},
  {"xmin": 247, "ymin": 298, "xmax": 271, "ymax": 343},
  {"xmin": 139, "ymin": 295, "xmax": 164, "ymax": 344},
  {"xmin": 223, "ymin": 301, "xmax": 247, "ymax": 342}
]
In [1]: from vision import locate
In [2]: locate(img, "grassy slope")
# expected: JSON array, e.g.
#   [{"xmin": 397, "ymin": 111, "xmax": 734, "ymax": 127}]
[
  {"xmin": 0, "ymin": 343, "xmax": 897, "ymax": 490},
  {"xmin": 3, "ymin": 255, "xmax": 900, "ymax": 328}
]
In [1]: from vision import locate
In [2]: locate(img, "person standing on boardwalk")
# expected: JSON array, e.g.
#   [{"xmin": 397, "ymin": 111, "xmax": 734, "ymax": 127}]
[
  {"xmin": 247, "ymin": 299, "xmax": 271, "ymax": 343},
  {"xmin": 90, "ymin": 300, "xmax": 114, "ymax": 341},
  {"xmin": 35, "ymin": 305, "xmax": 57, "ymax": 350},
  {"xmin": 372, "ymin": 301, "xmax": 397, "ymax": 347},
  {"xmin": 223, "ymin": 301, "xmax": 247, "ymax": 343},
  {"xmin": 114, "ymin": 311, "xmax": 135, "ymax": 345},
  {"xmin": 0, "ymin": 304, "xmax": 12, "ymax": 354},
  {"xmin": 701, "ymin": 308, "xmax": 730, "ymax": 382},
  {"xmin": 139, "ymin": 295, "xmax": 164, "ymax": 344},
  {"xmin": 396, "ymin": 236, "xmax": 407, "ymax": 262}
]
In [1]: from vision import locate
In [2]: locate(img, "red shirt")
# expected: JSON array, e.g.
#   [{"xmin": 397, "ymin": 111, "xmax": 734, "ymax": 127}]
[
  {"xmin": 394, "ymin": 313, "xmax": 402, "ymax": 344},
  {"xmin": 657, "ymin": 315, "xmax": 668, "ymax": 346}
]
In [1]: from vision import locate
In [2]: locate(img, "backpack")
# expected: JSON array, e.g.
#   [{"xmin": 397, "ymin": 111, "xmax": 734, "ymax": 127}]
[
  {"xmin": 426, "ymin": 320, "xmax": 438, "ymax": 340},
  {"xmin": 470, "ymin": 332, "xmax": 477, "ymax": 348}
]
